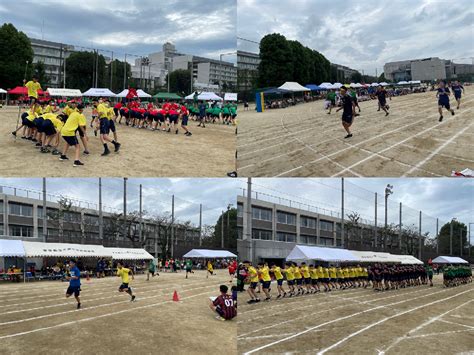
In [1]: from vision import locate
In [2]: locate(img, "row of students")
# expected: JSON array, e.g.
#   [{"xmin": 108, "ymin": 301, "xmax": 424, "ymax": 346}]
[{"xmin": 442, "ymin": 265, "xmax": 472, "ymax": 287}]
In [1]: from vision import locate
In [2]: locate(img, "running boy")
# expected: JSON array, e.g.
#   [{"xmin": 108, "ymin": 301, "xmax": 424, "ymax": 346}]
[
  {"xmin": 116, "ymin": 262, "xmax": 136, "ymax": 301},
  {"xmin": 65, "ymin": 259, "xmax": 81, "ymax": 309},
  {"xmin": 336, "ymin": 86, "xmax": 356, "ymax": 139},
  {"xmin": 436, "ymin": 81, "xmax": 455, "ymax": 122}
]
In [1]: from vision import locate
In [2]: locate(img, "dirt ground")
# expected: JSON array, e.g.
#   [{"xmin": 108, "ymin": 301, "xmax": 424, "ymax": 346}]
[
  {"xmin": 237, "ymin": 90, "xmax": 474, "ymax": 177},
  {"xmin": 0, "ymin": 107, "xmax": 236, "ymax": 177},
  {"xmin": 0, "ymin": 270, "xmax": 236, "ymax": 355},
  {"xmin": 237, "ymin": 275, "xmax": 474, "ymax": 354}
]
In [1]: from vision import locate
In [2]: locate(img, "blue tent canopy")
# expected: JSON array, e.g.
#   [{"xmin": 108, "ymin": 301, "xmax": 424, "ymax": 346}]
[
  {"xmin": 261, "ymin": 88, "xmax": 291, "ymax": 95},
  {"xmin": 305, "ymin": 84, "xmax": 322, "ymax": 91}
]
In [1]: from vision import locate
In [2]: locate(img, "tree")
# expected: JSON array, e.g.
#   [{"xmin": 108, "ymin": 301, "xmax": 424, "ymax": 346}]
[
  {"xmin": 350, "ymin": 71, "xmax": 363, "ymax": 83},
  {"xmin": 0, "ymin": 23, "xmax": 34, "ymax": 89},
  {"xmin": 65, "ymin": 51, "xmax": 106, "ymax": 91},
  {"xmin": 105, "ymin": 59, "xmax": 131, "ymax": 92},
  {"xmin": 33, "ymin": 61, "xmax": 49, "ymax": 85},
  {"xmin": 258, "ymin": 33, "xmax": 294, "ymax": 87},
  {"xmin": 378, "ymin": 72, "xmax": 386, "ymax": 82},
  {"xmin": 46, "ymin": 197, "xmax": 82, "ymax": 243},
  {"xmin": 202, "ymin": 208, "xmax": 237, "ymax": 250},
  {"xmin": 345, "ymin": 212, "xmax": 361, "ymax": 249},
  {"xmin": 167, "ymin": 69, "xmax": 191, "ymax": 93},
  {"xmin": 438, "ymin": 220, "xmax": 468, "ymax": 256}
]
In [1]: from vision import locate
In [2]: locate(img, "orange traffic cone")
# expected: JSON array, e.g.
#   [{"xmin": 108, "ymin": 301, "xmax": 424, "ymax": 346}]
[{"xmin": 172, "ymin": 290, "xmax": 180, "ymax": 302}]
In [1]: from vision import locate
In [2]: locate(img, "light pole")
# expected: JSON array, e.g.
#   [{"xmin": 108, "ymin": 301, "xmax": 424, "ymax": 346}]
[
  {"xmin": 450, "ymin": 218, "xmax": 456, "ymax": 255},
  {"xmin": 384, "ymin": 184, "xmax": 393, "ymax": 228},
  {"xmin": 469, "ymin": 223, "xmax": 474, "ymax": 257}
]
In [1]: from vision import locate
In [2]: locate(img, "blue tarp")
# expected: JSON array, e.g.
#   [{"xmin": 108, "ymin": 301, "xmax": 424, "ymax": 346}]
[{"xmin": 305, "ymin": 84, "xmax": 322, "ymax": 91}]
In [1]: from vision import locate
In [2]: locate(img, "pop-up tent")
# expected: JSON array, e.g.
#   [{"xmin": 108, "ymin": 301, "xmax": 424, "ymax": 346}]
[
  {"xmin": 117, "ymin": 89, "xmax": 151, "ymax": 98},
  {"xmin": 105, "ymin": 247, "xmax": 153, "ymax": 260},
  {"xmin": 8, "ymin": 86, "xmax": 47, "ymax": 96},
  {"xmin": 379, "ymin": 82, "xmax": 389, "ymax": 86},
  {"xmin": 279, "ymin": 82, "xmax": 310, "ymax": 92},
  {"xmin": 47, "ymin": 88, "xmax": 82, "ymax": 97},
  {"xmin": 319, "ymin": 82, "xmax": 333, "ymax": 89},
  {"xmin": 0, "ymin": 88, "xmax": 7, "ymax": 94},
  {"xmin": 350, "ymin": 250, "xmax": 400, "ymax": 263},
  {"xmin": 83, "ymin": 88, "xmax": 116, "ymax": 97},
  {"xmin": 305, "ymin": 84, "xmax": 322, "ymax": 91},
  {"xmin": 153, "ymin": 92, "xmax": 182, "ymax": 100},
  {"xmin": 0, "ymin": 239, "xmax": 25, "ymax": 257},
  {"xmin": 224, "ymin": 93, "xmax": 238, "ymax": 101},
  {"xmin": 397, "ymin": 81, "xmax": 409, "ymax": 85},
  {"xmin": 432, "ymin": 256, "xmax": 469, "ymax": 264},
  {"xmin": 184, "ymin": 92, "xmax": 223, "ymax": 101},
  {"xmin": 286, "ymin": 245, "xmax": 359, "ymax": 263},
  {"xmin": 390, "ymin": 254, "xmax": 423, "ymax": 265},
  {"xmin": 22, "ymin": 241, "xmax": 112, "ymax": 258},
  {"xmin": 183, "ymin": 249, "xmax": 237, "ymax": 258}
]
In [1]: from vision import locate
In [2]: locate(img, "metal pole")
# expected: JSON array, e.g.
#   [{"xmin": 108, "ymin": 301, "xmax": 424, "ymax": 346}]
[
  {"xmin": 123, "ymin": 54, "xmax": 127, "ymax": 90},
  {"xmin": 384, "ymin": 194, "xmax": 388, "ymax": 228},
  {"xmin": 42, "ymin": 178, "xmax": 47, "ymax": 242},
  {"xmin": 469, "ymin": 223, "xmax": 472, "ymax": 257},
  {"xmin": 123, "ymin": 178, "xmax": 127, "ymax": 246},
  {"xmin": 418, "ymin": 211, "xmax": 422, "ymax": 260},
  {"xmin": 374, "ymin": 192, "xmax": 377, "ymax": 248},
  {"xmin": 199, "ymin": 204, "xmax": 202, "ymax": 246},
  {"xmin": 171, "ymin": 195, "xmax": 175, "ymax": 258},
  {"xmin": 63, "ymin": 48, "xmax": 67, "ymax": 89},
  {"xmin": 341, "ymin": 177, "xmax": 345, "ymax": 248},
  {"xmin": 95, "ymin": 50, "xmax": 99, "ymax": 87},
  {"xmin": 399, "ymin": 202, "xmax": 402, "ymax": 252},
  {"xmin": 460, "ymin": 229, "xmax": 463, "ymax": 256},
  {"xmin": 99, "ymin": 178, "xmax": 103, "ymax": 241},
  {"xmin": 227, "ymin": 205, "xmax": 230, "ymax": 245},
  {"xmin": 450, "ymin": 220, "xmax": 453, "ymax": 255},
  {"xmin": 246, "ymin": 178, "xmax": 253, "ymax": 262},
  {"xmin": 110, "ymin": 51, "xmax": 114, "ymax": 90},
  {"xmin": 221, "ymin": 211, "xmax": 225, "ymax": 248},
  {"xmin": 436, "ymin": 218, "xmax": 439, "ymax": 254},
  {"xmin": 139, "ymin": 184, "xmax": 143, "ymax": 243}
]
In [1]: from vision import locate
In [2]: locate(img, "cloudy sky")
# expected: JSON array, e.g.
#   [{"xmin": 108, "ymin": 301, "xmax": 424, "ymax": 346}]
[
  {"xmin": 238, "ymin": 0, "xmax": 474, "ymax": 75},
  {"xmin": 0, "ymin": 0, "xmax": 236, "ymax": 62},
  {"xmin": 0, "ymin": 178, "xmax": 239, "ymax": 227},
  {"xmin": 1, "ymin": 178, "xmax": 471, "ymax": 240}
]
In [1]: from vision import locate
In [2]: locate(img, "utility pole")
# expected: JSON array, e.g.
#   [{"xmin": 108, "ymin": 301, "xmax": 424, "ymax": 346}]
[
  {"xmin": 171, "ymin": 195, "xmax": 175, "ymax": 258},
  {"xmin": 221, "ymin": 210, "xmax": 225, "ymax": 248},
  {"xmin": 399, "ymin": 202, "xmax": 402, "ymax": 252},
  {"xmin": 341, "ymin": 178, "xmax": 345, "ymax": 248},
  {"xmin": 436, "ymin": 218, "xmax": 439, "ymax": 255},
  {"xmin": 99, "ymin": 178, "xmax": 103, "ymax": 241},
  {"xmin": 123, "ymin": 178, "xmax": 127, "ymax": 246},
  {"xmin": 110, "ymin": 51, "xmax": 114, "ymax": 90},
  {"xmin": 123, "ymin": 54, "xmax": 127, "ymax": 90},
  {"xmin": 374, "ymin": 192, "xmax": 378, "ymax": 248},
  {"xmin": 418, "ymin": 211, "xmax": 422, "ymax": 260},
  {"xmin": 450, "ymin": 218, "xmax": 456, "ymax": 255},
  {"xmin": 199, "ymin": 204, "xmax": 202, "ymax": 246},
  {"xmin": 227, "ymin": 204, "xmax": 231, "ymax": 245},
  {"xmin": 139, "ymin": 184, "xmax": 143, "ymax": 243},
  {"xmin": 246, "ymin": 178, "xmax": 253, "ymax": 262},
  {"xmin": 42, "ymin": 178, "xmax": 47, "ymax": 242}
]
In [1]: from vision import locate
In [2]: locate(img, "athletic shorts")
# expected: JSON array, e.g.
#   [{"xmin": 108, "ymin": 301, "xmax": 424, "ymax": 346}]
[
  {"xmin": 186, "ymin": 268, "xmax": 192, "ymax": 273},
  {"xmin": 311, "ymin": 279, "xmax": 318, "ymax": 285},
  {"xmin": 29, "ymin": 96, "xmax": 38, "ymax": 104},
  {"xmin": 277, "ymin": 279, "xmax": 283, "ymax": 286},
  {"xmin": 22, "ymin": 116, "xmax": 35, "ymax": 128},
  {"xmin": 249, "ymin": 282, "xmax": 258, "ymax": 289},
  {"xmin": 33, "ymin": 117, "xmax": 44, "ymax": 132},
  {"xmin": 66, "ymin": 286, "xmax": 81, "ymax": 297},
  {"xmin": 169, "ymin": 114, "xmax": 178, "ymax": 124},
  {"xmin": 42, "ymin": 120, "xmax": 56, "ymax": 136},
  {"xmin": 379, "ymin": 99, "xmax": 387, "ymax": 107},
  {"xmin": 454, "ymin": 93, "xmax": 461, "ymax": 100},
  {"xmin": 119, "ymin": 283, "xmax": 130, "ymax": 291},
  {"xmin": 113, "ymin": 108, "xmax": 119, "ymax": 116},
  {"xmin": 305, "ymin": 278, "xmax": 311, "ymax": 285},
  {"xmin": 75, "ymin": 127, "xmax": 84, "ymax": 137},
  {"xmin": 99, "ymin": 117, "xmax": 110, "ymax": 134},
  {"xmin": 120, "ymin": 109, "xmax": 127, "ymax": 117},
  {"xmin": 342, "ymin": 112, "xmax": 353, "ymax": 124},
  {"xmin": 287, "ymin": 280, "xmax": 295, "ymax": 286},
  {"xmin": 438, "ymin": 100, "xmax": 450, "ymax": 110},
  {"xmin": 428, "ymin": 275, "xmax": 433, "ymax": 280},
  {"xmin": 295, "ymin": 278, "xmax": 302, "ymax": 285},
  {"xmin": 262, "ymin": 281, "xmax": 271, "ymax": 289},
  {"xmin": 109, "ymin": 119, "xmax": 116, "ymax": 133},
  {"xmin": 62, "ymin": 135, "xmax": 78, "ymax": 146},
  {"xmin": 181, "ymin": 115, "xmax": 188, "ymax": 126},
  {"xmin": 157, "ymin": 114, "xmax": 165, "ymax": 122}
]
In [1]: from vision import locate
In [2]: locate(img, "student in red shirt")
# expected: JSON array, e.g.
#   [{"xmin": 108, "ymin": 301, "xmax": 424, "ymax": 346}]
[
  {"xmin": 209, "ymin": 285, "xmax": 237, "ymax": 321},
  {"xmin": 179, "ymin": 104, "xmax": 192, "ymax": 136}
]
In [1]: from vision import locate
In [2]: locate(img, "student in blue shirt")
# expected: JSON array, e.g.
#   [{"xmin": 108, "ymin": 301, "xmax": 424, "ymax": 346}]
[
  {"xmin": 451, "ymin": 80, "xmax": 465, "ymax": 110},
  {"xmin": 66, "ymin": 259, "xmax": 81, "ymax": 309},
  {"xmin": 436, "ymin": 81, "xmax": 455, "ymax": 122}
]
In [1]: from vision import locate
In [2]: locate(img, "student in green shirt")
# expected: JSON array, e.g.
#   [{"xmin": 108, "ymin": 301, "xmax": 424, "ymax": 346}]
[
  {"xmin": 185, "ymin": 259, "xmax": 194, "ymax": 279},
  {"xmin": 326, "ymin": 90, "xmax": 336, "ymax": 114}
]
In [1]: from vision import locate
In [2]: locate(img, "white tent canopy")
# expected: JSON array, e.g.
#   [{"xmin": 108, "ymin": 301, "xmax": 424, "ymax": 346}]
[
  {"xmin": 47, "ymin": 88, "xmax": 82, "ymax": 97},
  {"xmin": 22, "ymin": 241, "xmax": 112, "ymax": 258},
  {"xmin": 184, "ymin": 92, "xmax": 223, "ymax": 101},
  {"xmin": 278, "ymin": 82, "xmax": 310, "ymax": 92},
  {"xmin": 390, "ymin": 254, "xmax": 423, "ymax": 265},
  {"xmin": 371, "ymin": 83, "xmax": 380, "ymax": 87},
  {"xmin": 397, "ymin": 81, "xmax": 409, "ymax": 85},
  {"xmin": 0, "ymin": 88, "xmax": 7, "ymax": 94},
  {"xmin": 83, "ymin": 88, "xmax": 116, "ymax": 97},
  {"xmin": 116, "ymin": 89, "xmax": 152, "ymax": 98},
  {"xmin": 350, "ymin": 251, "xmax": 400, "ymax": 263},
  {"xmin": 319, "ymin": 82, "xmax": 333, "ymax": 89},
  {"xmin": 183, "ymin": 249, "xmax": 237, "ymax": 258},
  {"xmin": 409, "ymin": 80, "xmax": 421, "ymax": 85},
  {"xmin": 379, "ymin": 82, "xmax": 389, "ymax": 86},
  {"xmin": 286, "ymin": 245, "xmax": 359, "ymax": 262},
  {"xmin": 194, "ymin": 82, "xmax": 219, "ymax": 90},
  {"xmin": 332, "ymin": 83, "xmax": 343, "ymax": 89},
  {"xmin": 105, "ymin": 247, "xmax": 153, "ymax": 260},
  {"xmin": 224, "ymin": 93, "xmax": 238, "ymax": 101},
  {"xmin": 0, "ymin": 239, "xmax": 25, "ymax": 257},
  {"xmin": 432, "ymin": 256, "xmax": 468, "ymax": 264}
]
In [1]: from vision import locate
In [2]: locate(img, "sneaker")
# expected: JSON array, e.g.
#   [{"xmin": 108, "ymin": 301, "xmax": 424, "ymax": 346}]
[
  {"xmin": 451, "ymin": 110, "xmax": 455, "ymax": 116},
  {"xmin": 11, "ymin": 131, "xmax": 16, "ymax": 137},
  {"xmin": 77, "ymin": 303, "xmax": 81, "ymax": 309},
  {"xmin": 385, "ymin": 112, "xmax": 389, "ymax": 116},
  {"xmin": 131, "ymin": 295, "xmax": 136, "ymax": 302},
  {"xmin": 227, "ymin": 171, "xmax": 238, "ymax": 178},
  {"xmin": 247, "ymin": 299, "xmax": 256, "ymax": 304},
  {"xmin": 344, "ymin": 134, "xmax": 353, "ymax": 139},
  {"xmin": 94, "ymin": 130, "xmax": 98, "ymax": 137},
  {"xmin": 175, "ymin": 129, "xmax": 179, "ymax": 134},
  {"xmin": 114, "ymin": 142, "xmax": 121, "ymax": 153},
  {"xmin": 35, "ymin": 142, "xmax": 42, "ymax": 147},
  {"xmin": 21, "ymin": 136, "xmax": 28, "ymax": 140},
  {"xmin": 83, "ymin": 150, "xmax": 90, "ymax": 155},
  {"xmin": 254, "ymin": 298, "xmax": 260, "ymax": 303},
  {"xmin": 26, "ymin": 137, "xmax": 33, "ymax": 141},
  {"xmin": 73, "ymin": 160, "xmax": 84, "ymax": 167},
  {"xmin": 52, "ymin": 149, "xmax": 60, "ymax": 155},
  {"xmin": 276, "ymin": 294, "xmax": 282, "ymax": 299},
  {"xmin": 59, "ymin": 155, "xmax": 69, "ymax": 161},
  {"xmin": 41, "ymin": 148, "xmax": 50, "ymax": 153},
  {"xmin": 215, "ymin": 315, "xmax": 226, "ymax": 321},
  {"xmin": 101, "ymin": 149, "xmax": 110, "ymax": 156},
  {"xmin": 439, "ymin": 116, "xmax": 443, "ymax": 122}
]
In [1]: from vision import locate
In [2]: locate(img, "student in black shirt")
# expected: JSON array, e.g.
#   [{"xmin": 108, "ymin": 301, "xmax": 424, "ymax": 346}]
[{"xmin": 336, "ymin": 86, "xmax": 356, "ymax": 139}]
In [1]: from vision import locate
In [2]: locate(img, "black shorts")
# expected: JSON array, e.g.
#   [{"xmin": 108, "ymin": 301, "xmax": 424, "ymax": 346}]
[
  {"xmin": 29, "ymin": 96, "xmax": 38, "ymax": 104},
  {"xmin": 249, "ymin": 282, "xmax": 258, "ymax": 289},
  {"xmin": 287, "ymin": 280, "xmax": 295, "ymax": 286},
  {"xmin": 109, "ymin": 119, "xmax": 116, "ymax": 133},
  {"xmin": 42, "ymin": 120, "xmax": 56, "ymax": 136},
  {"xmin": 379, "ymin": 99, "xmax": 387, "ymax": 107},
  {"xmin": 295, "ymin": 278, "xmax": 303, "ymax": 285},
  {"xmin": 113, "ymin": 108, "xmax": 119, "ymax": 116},
  {"xmin": 262, "ymin": 281, "xmax": 271, "ymax": 289},
  {"xmin": 454, "ymin": 93, "xmax": 461, "ymax": 100},
  {"xmin": 75, "ymin": 127, "xmax": 84, "ymax": 137},
  {"xmin": 342, "ymin": 112, "xmax": 353, "ymax": 124},
  {"xmin": 62, "ymin": 135, "xmax": 78, "ymax": 146},
  {"xmin": 169, "ymin": 114, "xmax": 178, "ymax": 124},
  {"xmin": 439, "ymin": 100, "xmax": 450, "ymax": 110},
  {"xmin": 277, "ymin": 279, "xmax": 283, "ymax": 286},
  {"xmin": 157, "ymin": 113, "xmax": 165, "ymax": 122},
  {"xmin": 181, "ymin": 115, "xmax": 188, "ymax": 126},
  {"xmin": 119, "ymin": 283, "xmax": 130, "ymax": 291},
  {"xmin": 100, "ymin": 117, "xmax": 110, "ymax": 135},
  {"xmin": 311, "ymin": 279, "xmax": 318, "ymax": 285},
  {"xmin": 304, "ymin": 278, "xmax": 311, "ymax": 285},
  {"xmin": 33, "ymin": 117, "xmax": 44, "ymax": 132},
  {"xmin": 22, "ymin": 115, "xmax": 35, "ymax": 128},
  {"xmin": 66, "ymin": 286, "xmax": 81, "ymax": 297}
]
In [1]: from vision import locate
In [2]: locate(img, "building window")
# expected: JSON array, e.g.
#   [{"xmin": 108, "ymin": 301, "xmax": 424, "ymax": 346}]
[
  {"xmin": 276, "ymin": 232, "xmax": 296, "ymax": 243},
  {"xmin": 252, "ymin": 229, "xmax": 272, "ymax": 240},
  {"xmin": 320, "ymin": 220, "xmax": 333, "ymax": 232},
  {"xmin": 237, "ymin": 227, "xmax": 243, "ymax": 240},
  {"xmin": 301, "ymin": 235, "xmax": 317, "ymax": 245},
  {"xmin": 9, "ymin": 203, "xmax": 33, "ymax": 217},
  {"xmin": 277, "ymin": 211, "xmax": 296, "ymax": 225},
  {"xmin": 0, "ymin": 200, "xmax": 3, "ymax": 213},
  {"xmin": 319, "ymin": 237, "xmax": 334, "ymax": 246},
  {"xmin": 252, "ymin": 206, "xmax": 272, "ymax": 221},
  {"xmin": 237, "ymin": 203, "xmax": 243, "ymax": 217},
  {"xmin": 301, "ymin": 216, "xmax": 316, "ymax": 229},
  {"xmin": 9, "ymin": 225, "xmax": 33, "ymax": 237},
  {"xmin": 0, "ymin": 224, "xmax": 3, "ymax": 235}
]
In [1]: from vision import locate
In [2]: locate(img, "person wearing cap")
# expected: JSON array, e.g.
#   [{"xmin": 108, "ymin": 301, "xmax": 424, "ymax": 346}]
[
  {"xmin": 59, "ymin": 104, "xmax": 86, "ymax": 167},
  {"xmin": 336, "ymin": 86, "xmax": 356, "ymax": 139}
]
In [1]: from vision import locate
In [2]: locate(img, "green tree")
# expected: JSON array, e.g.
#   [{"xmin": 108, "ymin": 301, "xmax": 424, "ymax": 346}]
[
  {"xmin": 105, "ymin": 59, "xmax": 131, "ymax": 92},
  {"xmin": 33, "ymin": 61, "xmax": 48, "ymax": 85},
  {"xmin": 258, "ymin": 33, "xmax": 294, "ymax": 87},
  {"xmin": 350, "ymin": 71, "xmax": 363, "ymax": 83},
  {"xmin": 378, "ymin": 72, "xmax": 386, "ymax": 82},
  {"xmin": 0, "ymin": 23, "xmax": 34, "ymax": 89},
  {"xmin": 65, "ymin": 51, "xmax": 106, "ymax": 91},
  {"xmin": 438, "ymin": 220, "xmax": 468, "ymax": 256},
  {"xmin": 166, "ymin": 69, "xmax": 191, "ymax": 93},
  {"xmin": 202, "ymin": 208, "xmax": 237, "ymax": 250}
]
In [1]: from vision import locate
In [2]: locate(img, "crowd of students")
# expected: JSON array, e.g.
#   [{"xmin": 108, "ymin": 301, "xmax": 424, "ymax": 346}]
[{"xmin": 238, "ymin": 260, "xmax": 471, "ymax": 304}]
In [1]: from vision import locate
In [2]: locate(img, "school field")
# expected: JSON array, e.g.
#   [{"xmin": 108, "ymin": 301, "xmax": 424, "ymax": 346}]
[
  {"xmin": 0, "ymin": 107, "xmax": 236, "ymax": 177},
  {"xmin": 237, "ymin": 275, "xmax": 473, "ymax": 354},
  {"xmin": 0, "ymin": 270, "xmax": 236, "ymax": 355},
  {"xmin": 237, "ymin": 90, "xmax": 474, "ymax": 177}
]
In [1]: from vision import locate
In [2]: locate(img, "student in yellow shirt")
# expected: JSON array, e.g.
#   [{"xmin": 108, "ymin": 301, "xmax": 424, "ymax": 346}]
[
  {"xmin": 309, "ymin": 264, "xmax": 320, "ymax": 293},
  {"xmin": 94, "ymin": 99, "xmax": 120, "ymax": 156},
  {"xmin": 106, "ymin": 104, "xmax": 119, "ymax": 143},
  {"xmin": 293, "ymin": 263, "xmax": 304, "ymax": 295},
  {"xmin": 300, "ymin": 262, "xmax": 312, "ymax": 294},
  {"xmin": 206, "ymin": 260, "xmax": 214, "ymax": 278},
  {"xmin": 59, "ymin": 104, "xmax": 86, "ymax": 167},
  {"xmin": 322, "ymin": 266, "xmax": 331, "ymax": 292},
  {"xmin": 116, "ymin": 262, "xmax": 136, "ymax": 302},
  {"xmin": 43, "ymin": 100, "xmax": 58, "ymax": 114},
  {"xmin": 257, "ymin": 262, "xmax": 272, "ymax": 301},
  {"xmin": 39, "ymin": 113, "xmax": 63, "ymax": 154},
  {"xmin": 329, "ymin": 266, "xmax": 338, "ymax": 290},
  {"xmin": 23, "ymin": 75, "xmax": 42, "ymax": 113},
  {"xmin": 361, "ymin": 265, "xmax": 369, "ymax": 288},
  {"xmin": 270, "ymin": 263, "xmax": 287, "ymax": 298},
  {"xmin": 282, "ymin": 262, "xmax": 296, "ymax": 297},
  {"xmin": 245, "ymin": 261, "xmax": 260, "ymax": 304}
]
